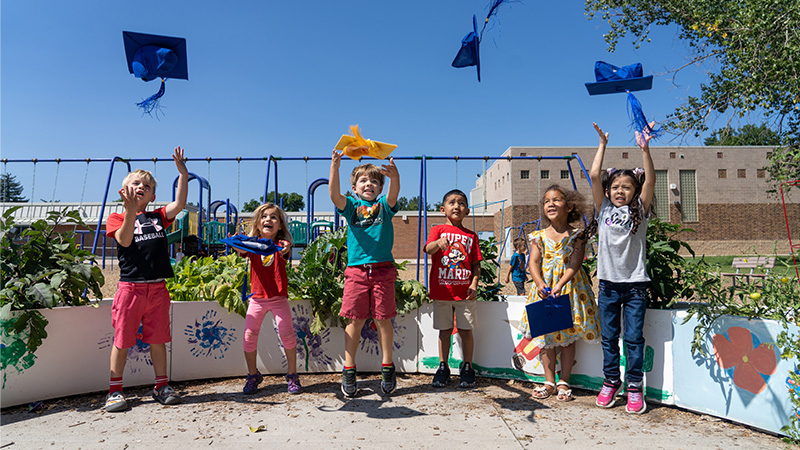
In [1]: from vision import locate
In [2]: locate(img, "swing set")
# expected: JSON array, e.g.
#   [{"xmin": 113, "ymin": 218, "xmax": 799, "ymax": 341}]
[{"xmin": 1, "ymin": 153, "xmax": 593, "ymax": 287}]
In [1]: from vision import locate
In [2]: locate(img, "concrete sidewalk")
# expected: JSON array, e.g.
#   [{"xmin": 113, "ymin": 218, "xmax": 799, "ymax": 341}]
[{"xmin": 0, "ymin": 374, "xmax": 786, "ymax": 449}]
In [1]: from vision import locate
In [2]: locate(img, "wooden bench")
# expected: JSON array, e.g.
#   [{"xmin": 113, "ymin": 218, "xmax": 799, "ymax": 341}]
[{"xmin": 721, "ymin": 256, "xmax": 776, "ymax": 287}]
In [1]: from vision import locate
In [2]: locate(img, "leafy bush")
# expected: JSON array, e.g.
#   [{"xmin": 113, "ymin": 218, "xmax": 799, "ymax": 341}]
[
  {"xmin": 287, "ymin": 226, "xmax": 429, "ymax": 334},
  {"xmin": 477, "ymin": 236, "xmax": 503, "ymax": 301},
  {"xmin": 166, "ymin": 253, "xmax": 248, "ymax": 317},
  {"xmin": 646, "ymin": 218, "xmax": 696, "ymax": 309},
  {"xmin": 0, "ymin": 206, "xmax": 104, "ymax": 357}
]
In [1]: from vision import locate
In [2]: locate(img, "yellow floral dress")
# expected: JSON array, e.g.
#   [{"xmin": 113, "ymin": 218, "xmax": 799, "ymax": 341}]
[{"xmin": 520, "ymin": 229, "xmax": 600, "ymax": 348}]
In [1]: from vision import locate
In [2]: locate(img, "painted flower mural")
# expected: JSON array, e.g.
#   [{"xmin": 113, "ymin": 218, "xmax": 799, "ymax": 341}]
[
  {"xmin": 184, "ymin": 310, "xmax": 236, "ymax": 359},
  {"xmin": 360, "ymin": 318, "xmax": 405, "ymax": 356},
  {"xmin": 713, "ymin": 326, "xmax": 777, "ymax": 395},
  {"xmin": 98, "ymin": 325, "xmax": 152, "ymax": 373},
  {"xmin": 1, "ymin": 317, "xmax": 36, "ymax": 386},
  {"xmin": 284, "ymin": 303, "xmax": 332, "ymax": 370}
]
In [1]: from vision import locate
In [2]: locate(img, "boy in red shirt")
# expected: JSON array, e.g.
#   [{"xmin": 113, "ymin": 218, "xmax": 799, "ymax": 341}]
[
  {"xmin": 103, "ymin": 147, "xmax": 188, "ymax": 412},
  {"xmin": 424, "ymin": 189, "xmax": 482, "ymax": 388}
]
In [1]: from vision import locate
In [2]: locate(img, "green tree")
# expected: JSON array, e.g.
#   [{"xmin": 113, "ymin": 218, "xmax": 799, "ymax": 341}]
[
  {"xmin": 704, "ymin": 124, "xmax": 781, "ymax": 146},
  {"xmin": 242, "ymin": 192, "xmax": 305, "ymax": 212},
  {"xmin": 396, "ymin": 196, "xmax": 435, "ymax": 211},
  {"xmin": 0, "ymin": 173, "xmax": 27, "ymax": 202},
  {"xmin": 585, "ymin": 0, "xmax": 800, "ymax": 190}
]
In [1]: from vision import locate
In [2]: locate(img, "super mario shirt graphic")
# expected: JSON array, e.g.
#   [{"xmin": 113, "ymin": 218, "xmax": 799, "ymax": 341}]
[{"xmin": 438, "ymin": 236, "xmax": 473, "ymax": 286}]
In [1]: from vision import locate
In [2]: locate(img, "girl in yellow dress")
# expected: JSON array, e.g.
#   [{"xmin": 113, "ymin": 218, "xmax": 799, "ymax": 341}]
[{"xmin": 520, "ymin": 184, "xmax": 599, "ymax": 401}]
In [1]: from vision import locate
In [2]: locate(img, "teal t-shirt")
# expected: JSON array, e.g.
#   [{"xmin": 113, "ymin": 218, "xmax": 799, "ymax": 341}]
[{"xmin": 339, "ymin": 195, "xmax": 398, "ymax": 266}]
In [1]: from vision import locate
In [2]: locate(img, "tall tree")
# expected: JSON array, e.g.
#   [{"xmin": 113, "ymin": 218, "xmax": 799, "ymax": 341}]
[
  {"xmin": 704, "ymin": 124, "xmax": 781, "ymax": 146},
  {"xmin": 586, "ymin": 0, "xmax": 800, "ymax": 190},
  {"xmin": 395, "ymin": 196, "xmax": 435, "ymax": 211},
  {"xmin": 242, "ymin": 192, "xmax": 305, "ymax": 212},
  {"xmin": 0, "ymin": 173, "xmax": 27, "ymax": 202}
]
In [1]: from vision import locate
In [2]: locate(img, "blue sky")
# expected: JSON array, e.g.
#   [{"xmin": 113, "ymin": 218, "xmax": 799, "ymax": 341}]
[{"xmin": 1, "ymin": 1, "xmax": 713, "ymax": 210}]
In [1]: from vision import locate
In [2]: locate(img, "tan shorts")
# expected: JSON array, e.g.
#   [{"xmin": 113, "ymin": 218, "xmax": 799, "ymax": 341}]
[{"xmin": 432, "ymin": 299, "xmax": 477, "ymax": 330}]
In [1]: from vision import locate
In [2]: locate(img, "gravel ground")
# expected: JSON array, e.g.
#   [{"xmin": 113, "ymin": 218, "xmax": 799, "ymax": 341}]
[{"xmin": 0, "ymin": 374, "xmax": 790, "ymax": 449}]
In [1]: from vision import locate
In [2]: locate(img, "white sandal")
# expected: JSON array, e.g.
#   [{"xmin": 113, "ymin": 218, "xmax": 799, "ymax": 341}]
[
  {"xmin": 556, "ymin": 380, "xmax": 574, "ymax": 402},
  {"xmin": 532, "ymin": 381, "xmax": 555, "ymax": 399}
]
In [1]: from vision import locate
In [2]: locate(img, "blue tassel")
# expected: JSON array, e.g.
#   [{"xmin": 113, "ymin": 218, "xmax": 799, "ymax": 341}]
[
  {"xmin": 627, "ymin": 91, "xmax": 662, "ymax": 138},
  {"xmin": 136, "ymin": 78, "xmax": 166, "ymax": 116},
  {"xmin": 480, "ymin": 0, "xmax": 513, "ymax": 38}
]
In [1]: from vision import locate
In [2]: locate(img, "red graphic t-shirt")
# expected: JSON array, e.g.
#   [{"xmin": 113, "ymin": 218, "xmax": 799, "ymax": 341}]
[
  {"xmin": 248, "ymin": 251, "xmax": 288, "ymax": 299},
  {"xmin": 425, "ymin": 224, "xmax": 483, "ymax": 301}
]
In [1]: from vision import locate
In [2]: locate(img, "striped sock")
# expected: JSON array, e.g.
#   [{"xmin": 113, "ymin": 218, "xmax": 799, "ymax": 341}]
[
  {"xmin": 109, "ymin": 377, "xmax": 123, "ymax": 394},
  {"xmin": 382, "ymin": 363, "xmax": 394, "ymax": 368},
  {"xmin": 155, "ymin": 375, "xmax": 168, "ymax": 390}
]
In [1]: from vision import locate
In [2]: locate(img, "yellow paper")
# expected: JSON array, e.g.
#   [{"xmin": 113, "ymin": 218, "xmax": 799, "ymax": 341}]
[{"xmin": 334, "ymin": 125, "xmax": 397, "ymax": 161}]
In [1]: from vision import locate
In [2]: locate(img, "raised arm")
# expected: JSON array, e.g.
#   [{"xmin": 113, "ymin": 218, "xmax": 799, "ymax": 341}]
[
  {"xmin": 636, "ymin": 123, "xmax": 657, "ymax": 214},
  {"xmin": 329, "ymin": 150, "xmax": 347, "ymax": 211},
  {"xmin": 589, "ymin": 123, "xmax": 609, "ymax": 212},
  {"xmin": 165, "ymin": 147, "xmax": 188, "ymax": 220},
  {"xmin": 381, "ymin": 157, "xmax": 400, "ymax": 209}
]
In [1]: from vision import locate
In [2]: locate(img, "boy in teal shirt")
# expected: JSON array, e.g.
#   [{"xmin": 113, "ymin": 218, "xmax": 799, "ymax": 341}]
[{"xmin": 329, "ymin": 150, "xmax": 400, "ymax": 397}]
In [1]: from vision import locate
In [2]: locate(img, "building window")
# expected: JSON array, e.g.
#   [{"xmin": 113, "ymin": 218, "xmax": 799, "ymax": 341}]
[
  {"xmin": 670, "ymin": 152, "xmax": 676, "ymax": 159},
  {"xmin": 580, "ymin": 171, "xmax": 586, "ymax": 178},
  {"xmin": 653, "ymin": 170, "xmax": 670, "ymax": 220},
  {"xmin": 520, "ymin": 170, "xmax": 530, "ymax": 180},
  {"xmin": 622, "ymin": 152, "xmax": 629, "ymax": 159},
  {"xmin": 718, "ymin": 169, "xmax": 727, "ymax": 179},
  {"xmin": 717, "ymin": 152, "xmax": 723, "ymax": 159},
  {"xmin": 757, "ymin": 169, "xmax": 766, "ymax": 178},
  {"xmin": 738, "ymin": 169, "xmax": 746, "ymax": 178},
  {"xmin": 560, "ymin": 170, "xmax": 570, "ymax": 179},
  {"xmin": 520, "ymin": 152, "xmax": 527, "ymax": 157},
  {"xmin": 679, "ymin": 170, "xmax": 698, "ymax": 221},
  {"xmin": 541, "ymin": 170, "xmax": 550, "ymax": 180}
]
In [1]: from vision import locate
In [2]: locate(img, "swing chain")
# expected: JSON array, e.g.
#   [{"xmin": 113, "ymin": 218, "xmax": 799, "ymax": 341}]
[
  {"xmin": 454, "ymin": 156, "xmax": 459, "ymax": 190},
  {"xmin": 31, "ymin": 159, "xmax": 37, "ymax": 202},
  {"xmin": 51, "ymin": 159, "xmax": 61, "ymax": 204},
  {"xmin": 236, "ymin": 158, "xmax": 241, "ymax": 210}
]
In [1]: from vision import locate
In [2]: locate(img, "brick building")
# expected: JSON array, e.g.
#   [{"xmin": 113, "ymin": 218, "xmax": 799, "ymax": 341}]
[{"xmin": 471, "ymin": 145, "xmax": 799, "ymax": 258}]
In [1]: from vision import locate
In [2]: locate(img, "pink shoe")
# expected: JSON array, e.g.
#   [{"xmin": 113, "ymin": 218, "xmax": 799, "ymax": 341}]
[
  {"xmin": 595, "ymin": 379, "xmax": 623, "ymax": 408},
  {"xmin": 626, "ymin": 384, "xmax": 647, "ymax": 414}
]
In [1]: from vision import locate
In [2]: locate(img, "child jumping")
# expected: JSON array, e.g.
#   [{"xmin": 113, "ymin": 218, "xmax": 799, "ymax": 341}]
[
  {"xmin": 520, "ymin": 185, "xmax": 599, "ymax": 401},
  {"xmin": 590, "ymin": 122, "xmax": 656, "ymax": 414},
  {"xmin": 329, "ymin": 150, "xmax": 401, "ymax": 397},
  {"xmin": 425, "ymin": 189, "xmax": 482, "ymax": 389},
  {"xmin": 104, "ymin": 147, "xmax": 188, "ymax": 412},
  {"xmin": 239, "ymin": 203, "xmax": 300, "ymax": 395},
  {"xmin": 504, "ymin": 237, "xmax": 528, "ymax": 295}
]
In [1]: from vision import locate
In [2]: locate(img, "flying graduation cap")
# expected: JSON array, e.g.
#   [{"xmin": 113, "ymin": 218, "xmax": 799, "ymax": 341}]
[
  {"xmin": 451, "ymin": 0, "xmax": 513, "ymax": 82},
  {"xmin": 335, "ymin": 125, "xmax": 397, "ymax": 161},
  {"xmin": 123, "ymin": 31, "xmax": 188, "ymax": 116},
  {"xmin": 585, "ymin": 61, "xmax": 662, "ymax": 138},
  {"xmin": 220, "ymin": 235, "xmax": 283, "ymax": 257}
]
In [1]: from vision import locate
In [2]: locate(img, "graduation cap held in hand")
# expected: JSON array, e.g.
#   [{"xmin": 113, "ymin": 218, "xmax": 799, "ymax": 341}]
[
  {"xmin": 525, "ymin": 292, "xmax": 574, "ymax": 339},
  {"xmin": 123, "ymin": 31, "xmax": 188, "ymax": 116},
  {"xmin": 335, "ymin": 125, "xmax": 397, "ymax": 161},
  {"xmin": 451, "ymin": 0, "xmax": 513, "ymax": 82},
  {"xmin": 585, "ymin": 61, "xmax": 662, "ymax": 139},
  {"xmin": 220, "ymin": 235, "xmax": 283, "ymax": 257}
]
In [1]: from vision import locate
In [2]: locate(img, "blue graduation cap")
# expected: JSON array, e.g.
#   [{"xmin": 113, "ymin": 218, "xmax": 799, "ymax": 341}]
[
  {"xmin": 451, "ymin": 0, "xmax": 513, "ymax": 82},
  {"xmin": 585, "ymin": 61, "xmax": 652, "ymax": 95},
  {"xmin": 123, "ymin": 31, "xmax": 188, "ymax": 116},
  {"xmin": 525, "ymin": 293, "xmax": 574, "ymax": 339},
  {"xmin": 220, "ymin": 235, "xmax": 283, "ymax": 257}
]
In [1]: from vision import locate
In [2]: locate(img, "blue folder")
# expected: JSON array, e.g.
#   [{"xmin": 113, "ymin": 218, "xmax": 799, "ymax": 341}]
[{"xmin": 525, "ymin": 294, "xmax": 574, "ymax": 338}]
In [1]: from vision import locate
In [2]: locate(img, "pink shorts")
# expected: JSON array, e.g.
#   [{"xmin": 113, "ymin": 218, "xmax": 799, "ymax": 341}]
[
  {"xmin": 111, "ymin": 281, "xmax": 171, "ymax": 348},
  {"xmin": 341, "ymin": 262, "xmax": 397, "ymax": 321}
]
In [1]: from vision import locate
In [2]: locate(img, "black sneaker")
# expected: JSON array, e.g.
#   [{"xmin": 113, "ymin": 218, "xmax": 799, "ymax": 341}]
[
  {"xmin": 152, "ymin": 385, "xmax": 181, "ymax": 405},
  {"xmin": 459, "ymin": 362, "xmax": 476, "ymax": 389},
  {"xmin": 431, "ymin": 362, "xmax": 451, "ymax": 388},
  {"xmin": 381, "ymin": 364, "xmax": 396, "ymax": 395},
  {"xmin": 341, "ymin": 367, "xmax": 357, "ymax": 397}
]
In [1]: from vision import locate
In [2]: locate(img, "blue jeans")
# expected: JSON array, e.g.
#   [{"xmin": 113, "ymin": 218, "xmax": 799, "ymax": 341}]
[{"xmin": 598, "ymin": 280, "xmax": 647, "ymax": 384}]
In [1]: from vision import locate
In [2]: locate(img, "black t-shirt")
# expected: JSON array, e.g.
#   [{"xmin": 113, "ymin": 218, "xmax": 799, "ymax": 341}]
[{"xmin": 106, "ymin": 207, "xmax": 175, "ymax": 282}]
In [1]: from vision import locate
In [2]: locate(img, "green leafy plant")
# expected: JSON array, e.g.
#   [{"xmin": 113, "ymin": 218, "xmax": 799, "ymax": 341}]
[
  {"xmin": 287, "ymin": 226, "xmax": 429, "ymax": 334},
  {"xmin": 477, "ymin": 236, "xmax": 503, "ymax": 301},
  {"xmin": 166, "ymin": 253, "xmax": 248, "ymax": 318},
  {"xmin": 646, "ymin": 218, "xmax": 696, "ymax": 309},
  {"xmin": 0, "ymin": 206, "xmax": 104, "ymax": 359}
]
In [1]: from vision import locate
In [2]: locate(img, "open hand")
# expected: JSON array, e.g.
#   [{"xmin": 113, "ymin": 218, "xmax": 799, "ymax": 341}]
[
  {"xmin": 173, "ymin": 146, "xmax": 188, "ymax": 175},
  {"xmin": 593, "ymin": 122, "xmax": 609, "ymax": 146}
]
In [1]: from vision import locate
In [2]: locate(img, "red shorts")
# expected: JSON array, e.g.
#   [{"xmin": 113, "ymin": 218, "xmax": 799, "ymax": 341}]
[
  {"xmin": 111, "ymin": 281, "xmax": 172, "ymax": 348},
  {"xmin": 341, "ymin": 262, "xmax": 397, "ymax": 321}
]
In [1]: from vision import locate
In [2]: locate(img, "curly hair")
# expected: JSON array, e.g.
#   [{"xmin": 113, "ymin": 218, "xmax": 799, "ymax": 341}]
[
  {"xmin": 248, "ymin": 203, "xmax": 294, "ymax": 244},
  {"xmin": 539, "ymin": 184, "xmax": 590, "ymax": 229}
]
